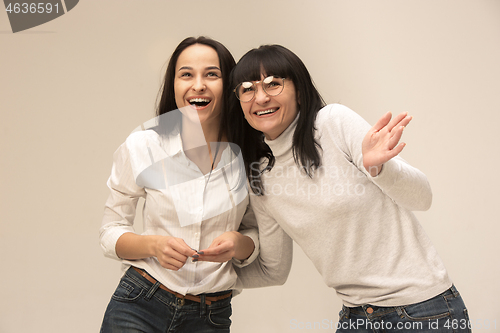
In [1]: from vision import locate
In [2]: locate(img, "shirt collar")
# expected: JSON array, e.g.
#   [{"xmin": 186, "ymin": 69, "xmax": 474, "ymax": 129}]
[{"xmin": 160, "ymin": 127, "xmax": 183, "ymax": 157}]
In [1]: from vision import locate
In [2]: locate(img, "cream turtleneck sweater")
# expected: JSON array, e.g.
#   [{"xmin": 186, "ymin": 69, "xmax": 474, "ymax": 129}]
[{"xmin": 236, "ymin": 104, "xmax": 451, "ymax": 307}]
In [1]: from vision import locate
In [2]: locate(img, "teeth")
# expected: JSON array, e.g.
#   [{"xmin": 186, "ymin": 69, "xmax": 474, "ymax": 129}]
[
  {"xmin": 256, "ymin": 109, "xmax": 277, "ymax": 116},
  {"xmin": 189, "ymin": 98, "xmax": 211, "ymax": 103}
]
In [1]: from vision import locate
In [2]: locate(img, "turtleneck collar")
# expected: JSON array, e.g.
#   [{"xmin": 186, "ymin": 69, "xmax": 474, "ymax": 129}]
[{"xmin": 264, "ymin": 112, "xmax": 300, "ymax": 161}]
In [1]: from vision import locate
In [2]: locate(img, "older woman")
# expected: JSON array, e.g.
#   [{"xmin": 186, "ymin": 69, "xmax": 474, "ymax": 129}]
[{"xmin": 223, "ymin": 44, "xmax": 470, "ymax": 332}]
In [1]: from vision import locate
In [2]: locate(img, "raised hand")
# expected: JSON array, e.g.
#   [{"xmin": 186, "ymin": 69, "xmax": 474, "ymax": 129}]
[{"xmin": 362, "ymin": 112, "xmax": 412, "ymax": 177}]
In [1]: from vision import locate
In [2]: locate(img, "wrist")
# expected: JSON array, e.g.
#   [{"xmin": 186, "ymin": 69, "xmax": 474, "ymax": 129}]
[
  {"xmin": 365, "ymin": 164, "xmax": 383, "ymax": 177},
  {"xmin": 233, "ymin": 232, "xmax": 254, "ymax": 261},
  {"xmin": 147, "ymin": 235, "xmax": 163, "ymax": 257}
]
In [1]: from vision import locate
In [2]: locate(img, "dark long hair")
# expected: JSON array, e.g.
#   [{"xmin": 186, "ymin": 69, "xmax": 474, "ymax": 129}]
[
  {"xmin": 223, "ymin": 45, "xmax": 326, "ymax": 195},
  {"xmin": 156, "ymin": 36, "xmax": 236, "ymax": 139}
]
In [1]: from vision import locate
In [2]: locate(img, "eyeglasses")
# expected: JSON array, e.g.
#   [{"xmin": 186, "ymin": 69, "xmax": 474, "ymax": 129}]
[{"xmin": 234, "ymin": 76, "xmax": 286, "ymax": 103}]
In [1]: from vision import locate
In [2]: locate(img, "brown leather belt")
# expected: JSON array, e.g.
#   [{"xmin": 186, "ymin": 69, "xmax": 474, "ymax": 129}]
[{"xmin": 132, "ymin": 267, "xmax": 232, "ymax": 305}]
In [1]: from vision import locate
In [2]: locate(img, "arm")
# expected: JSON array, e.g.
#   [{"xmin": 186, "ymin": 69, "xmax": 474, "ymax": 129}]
[
  {"xmin": 361, "ymin": 111, "xmax": 432, "ymax": 211},
  {"xmin": 323, "ymin": 104, "xmax": 432, "ymax": 211},
  {"xmin": 116, "ymin": 233, "xmax": 196, "ymax": 271},
  {"xmin": 99, "ymin": 140, "xmax": 196, "ymax": 270},
  {"xmin": 234, "ymin": 196, "xmax": 293, "ymax": 288},
  {"xmin": 99, "ymin": 142, "xmax": 145, "ymax": 260}
]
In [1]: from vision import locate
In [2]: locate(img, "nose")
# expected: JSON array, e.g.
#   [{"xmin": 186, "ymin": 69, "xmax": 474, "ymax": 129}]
[
  {"xmin": 254, "ymin": 85, "xmax": 269, "ymax": 104},
  {"xmin": 192, "ymin": 77, "xmax": 206, "ymax": 92}
]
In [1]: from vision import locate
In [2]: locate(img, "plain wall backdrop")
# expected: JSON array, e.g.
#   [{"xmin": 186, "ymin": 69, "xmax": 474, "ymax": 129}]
[{"xmin": 1, "ymin": 1, "xmax": 499, "ymax": 332}]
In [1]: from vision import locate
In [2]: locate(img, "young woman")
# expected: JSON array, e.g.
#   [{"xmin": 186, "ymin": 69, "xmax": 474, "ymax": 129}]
[
  {"xmin": 224, "ymin": 44, "xmax": 471, "ymax": 332},
  {"xmin": 99, "ymin": 37, "xmax": 259, "ymax": 333}
]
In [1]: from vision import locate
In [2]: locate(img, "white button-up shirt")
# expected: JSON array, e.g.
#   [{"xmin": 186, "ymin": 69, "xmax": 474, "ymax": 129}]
[{"xmin": 100, "ymin": 124, "xmax": 258, "ymax": 295}]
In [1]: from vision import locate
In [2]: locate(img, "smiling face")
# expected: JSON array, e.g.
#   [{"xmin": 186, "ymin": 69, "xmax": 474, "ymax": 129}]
[
  {"xmin": 240, "ymin": 74, "xmax": 299, "ymax": 140},
  {"xmin": 174, "ymin": 44, "xmax": 223, "ymax": 129}
]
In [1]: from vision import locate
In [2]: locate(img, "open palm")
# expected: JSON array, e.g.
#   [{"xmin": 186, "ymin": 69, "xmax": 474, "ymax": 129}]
[{"xmin": 362, "ymin": 112, "xmax": 412, "ymax": 177}]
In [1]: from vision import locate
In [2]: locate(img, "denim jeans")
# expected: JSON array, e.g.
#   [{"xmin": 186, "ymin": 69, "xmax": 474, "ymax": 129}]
[
  {"xmin": 336, "ymin": 285, "xmax": 471, "ymax": 332},
  {"xmin": 100, "ymin": 267, "xmax": 232, "ymax": 333}
]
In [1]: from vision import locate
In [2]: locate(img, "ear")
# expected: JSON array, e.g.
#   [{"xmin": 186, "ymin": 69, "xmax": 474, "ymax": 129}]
[{"xmin": 297, "ymin": 90, "xmax": 301, "ymax": 106}]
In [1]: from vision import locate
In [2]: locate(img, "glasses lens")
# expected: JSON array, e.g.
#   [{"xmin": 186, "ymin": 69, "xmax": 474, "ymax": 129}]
[
  {"xmin": 235, "ymin": 76, "xmax": 285, "ymax": 102},
  {"xmin": 236, "ymin": 81, "xmax": 255, "ymax": 102},
  {"xmin": 263, "ymin": 76, "xmax": 284, "ymax": 96}
]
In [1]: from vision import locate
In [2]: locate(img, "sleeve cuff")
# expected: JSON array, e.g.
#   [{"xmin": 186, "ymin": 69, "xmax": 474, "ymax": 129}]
[
  {"xmin": 365, "ymin": 159, "xmax": 399, "ymax": 190},
  {"xmin": 99, "ymin": 226, "xmax": 134, "ymax": 261},
  {"xmin": 232, "ymin": 228, "xmax": 259, "ymax": 268}
]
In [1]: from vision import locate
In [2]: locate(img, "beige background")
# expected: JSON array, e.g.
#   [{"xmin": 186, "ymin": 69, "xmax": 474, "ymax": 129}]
[{"xmin": 1, "ymin": 1, "xmax": 499, "ymax": 332}]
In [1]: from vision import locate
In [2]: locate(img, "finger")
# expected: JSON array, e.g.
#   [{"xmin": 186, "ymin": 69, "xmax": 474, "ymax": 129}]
[
  {"xmin": 158, "ymin": 256, "xmax": 186, "ymax": 270},
  {"xmin": 389, "ymin": 115, "xmax": 412, "ymax": 134},
  {"xmin": 159, "ymin": 248, "xmax": 188, "ymax": 266},
  {"xmin": 371, "ymin": 112, "xmax": 392, "ymax": 132},
  {"xmin": 387, "ymin": 142, "xmax": 406, "ymax": 159},
  {"xmin": 197, "ymin": 243, "xmax": 232, "ymax": 256},
  {"xmin": 399, "ymin": 115, "xmax": 412, "ymax": 128},
  {"xmin": 387, "ymin": 126, "xmax": 406, "ymax": 150},
  {"xmin": 196, "ymin": 243, "xmax": 233, "ymax": 262},
  {"xmin": 163, "ymin": 262, "xmax": 183, "ymax": 271},
  {"xmin": 169, "ymin": 238, "xmax": 197, "ymax": 257},
  {"xmin": 386, "ymin": 112, "xmax": 408, "ymax": 132},
  {"xmin": 195, "ymin": 252, "xmax": 232, "ymax": 263},
  {"xmin": 159, "ymin": 239, "xmax": 194, "ymax": 265}
]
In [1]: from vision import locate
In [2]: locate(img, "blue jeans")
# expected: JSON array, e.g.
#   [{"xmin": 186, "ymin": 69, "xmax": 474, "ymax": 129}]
[
  {"xmin": 337, "ymin": 285, "xmax": 471, "ymax": 332},
  {"xmin": 100, "ymin": 267, "xmax": 232, "ymax": 333}
]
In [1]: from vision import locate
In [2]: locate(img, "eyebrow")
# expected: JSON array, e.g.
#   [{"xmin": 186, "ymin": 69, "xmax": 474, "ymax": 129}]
[{"xmin": 177, "ymin": 66, "xmax": 221, "ymax": 71}]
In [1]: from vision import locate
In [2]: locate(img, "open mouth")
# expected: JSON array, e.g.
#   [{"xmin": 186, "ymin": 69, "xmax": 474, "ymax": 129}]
[
  {"xmin": 189, "ymin": 97, "xmax": 212, "ymax": 108},
  {"xmin": 255, "ymin": 108, "xmax": 278, "ymax": 116}
]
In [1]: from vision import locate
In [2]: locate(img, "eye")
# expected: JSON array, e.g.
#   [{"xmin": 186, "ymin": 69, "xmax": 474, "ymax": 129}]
[
  {"xmin": 242, "ymin": 87, "xmax": 254, "ymax": 93},
  {"xmin": 180, "ymin": 72, "xmax": 192, "ymax": 77},
  {"xmin": 265, "ymin": 78, "xmax": 283, "ymax": 90},
  {"xmin": 240, "ymin": 82, "xmax": 255, "ymax": 94},
  {"xmin": 207, "ymin": 71, "xmax": 221, "ymax": 78}
]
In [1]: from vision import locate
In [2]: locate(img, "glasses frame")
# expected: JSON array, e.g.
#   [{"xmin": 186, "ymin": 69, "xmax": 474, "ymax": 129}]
[{"xmin": 234, "ymin": 76, "xmax": 286, "ymax": 102}]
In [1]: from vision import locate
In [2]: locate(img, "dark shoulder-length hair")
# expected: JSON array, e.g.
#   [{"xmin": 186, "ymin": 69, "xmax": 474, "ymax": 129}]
[
  {"xmin": 155, "ymin": 36, "xmax": 236, "ymax": 138},
  {"xmin": 223, "ymin": 45, "xmax": 326, "ymax": 195}
]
